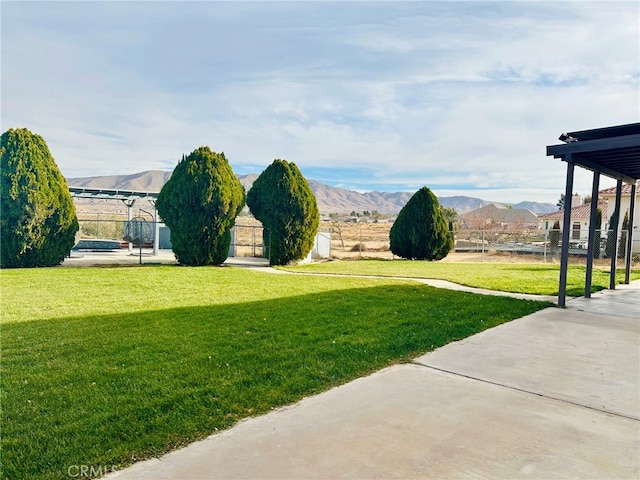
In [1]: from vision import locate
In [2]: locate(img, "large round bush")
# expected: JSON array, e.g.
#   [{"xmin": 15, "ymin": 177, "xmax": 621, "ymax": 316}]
[
  {"xmin": 247, "ymin": 159, "xmax": 319, "ymax": 265},
  {"xmin": 156, "ymin": 147, "xmax": 245, "ymax": 266},
  {"xmin": 390, "ymin": 186, "xmax": 453, "ymax": 260},
  {"xmin": 1, "ymin": 128, "xmax": 79, "ymax": 267}
]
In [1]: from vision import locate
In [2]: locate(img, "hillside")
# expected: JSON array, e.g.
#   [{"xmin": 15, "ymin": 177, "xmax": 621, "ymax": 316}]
[
  {"xmin": 67, "ymin": 170, "xmax": 173, "ymax": 192},
  {"xmin": 66, "ymin": 170, "xmax": 556, "ymax": 215}
]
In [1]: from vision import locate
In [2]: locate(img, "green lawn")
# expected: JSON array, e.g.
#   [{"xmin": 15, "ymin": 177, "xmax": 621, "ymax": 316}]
[
  {"xmin": 1, "ymin": 265, "xmax": 551, "ymax": 480},
  {"xmin": 280, "ymin": 259, "xmax": 640, "ymax": 296}
]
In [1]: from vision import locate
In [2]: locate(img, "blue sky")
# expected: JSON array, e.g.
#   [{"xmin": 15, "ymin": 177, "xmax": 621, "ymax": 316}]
[{"xmin": 2, "ymin": 1, "xmax": 638, "ymax": 204}]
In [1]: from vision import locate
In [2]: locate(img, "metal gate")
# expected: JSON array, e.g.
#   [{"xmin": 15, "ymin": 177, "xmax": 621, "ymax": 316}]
[{"xmin": 229, "ymin": 224, "xmax": 268, "ymax": 258}]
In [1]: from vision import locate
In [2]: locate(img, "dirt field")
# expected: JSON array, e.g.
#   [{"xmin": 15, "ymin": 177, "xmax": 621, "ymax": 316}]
[
  {"xmin": 314, "ymin": 219, "xmax": 629, "ymax": 266},
  {"xmin": 74, "ymin": 205, "xmax": 633, "ymax": 266}
]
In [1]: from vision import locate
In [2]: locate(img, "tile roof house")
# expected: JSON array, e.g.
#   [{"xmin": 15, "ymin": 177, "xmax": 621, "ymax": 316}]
[
  {"xmin": 598, "ymin": 183, "xmax": 635, "ymax": 196},
  {"xmin": 598, "ymin": 181, "xmax": 639, "ymax": 254},
  {"xmin": 458, "ymin": 203, "xmax": 540, "ymax": 230},
  {"xmin": 538, "ymin": 199, "xmax": 608, "ymax": 242},
  {"xmin": 538, "ymin": 182, "xmax": 639, "ymax": 253}
]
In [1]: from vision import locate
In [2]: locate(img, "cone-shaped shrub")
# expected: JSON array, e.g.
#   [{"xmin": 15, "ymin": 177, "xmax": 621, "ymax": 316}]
[
  {"xmin": 1, "ymin": 128, "xmax": 79, "ymax": 267},
  {"xmin": 389, "ymin": 186, "xmax": 453, "ymax": 260},
  {"xmin": 156, "ymin": 147, "xmax": 245, "ymax": 266},
  {"xmin": 247, "ymin": 159, "xmax": 319, "ymax": 265}
]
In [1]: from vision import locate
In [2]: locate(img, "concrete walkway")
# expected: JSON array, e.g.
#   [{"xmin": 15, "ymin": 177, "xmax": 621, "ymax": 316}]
[
  {"xmin": 108, "ymin": 281, "xmax": 639, "ymax": 480},
  {"xmin": 256, "ymin": 269, "xmax": 559, "ymax": 303},
  {"xmin": 63, "ymin": 251, "xmax": 558, "ymax": 302}
]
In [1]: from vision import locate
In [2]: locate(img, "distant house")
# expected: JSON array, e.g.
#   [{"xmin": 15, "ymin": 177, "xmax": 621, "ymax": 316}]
[
  {"xmin": 598, "ymin": 182, "xmax": 639, "ymax": 253},
  {"xmin": 458, "ymin": 203, "xmax": 540, "ymax": 230},
  {"xmin": 538, "ymin": 197, "xmax": 608, "ymax": 242},
  {"xmin": 538, "ymin": 185, "xmax": 639, "ymax": 254}
]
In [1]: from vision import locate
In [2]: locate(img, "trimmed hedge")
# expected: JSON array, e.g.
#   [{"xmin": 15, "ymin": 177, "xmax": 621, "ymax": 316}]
[
  {"xmin": 389, "ymin": 186, "xmax": 453, "ymax": 260},
  {"xmin": 1, "ymin": 128, "xmax": 79, "ymax": 267},
  {"xmin": 156, "ymin": 147, "xmax": 245, "ymax": 266}
]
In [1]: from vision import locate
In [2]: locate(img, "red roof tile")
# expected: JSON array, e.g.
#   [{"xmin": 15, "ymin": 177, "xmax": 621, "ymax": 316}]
[
  {"xmin": 599, "ymin": 181, "xmax": 639, "ymax": 196},
  {"xmin": 538, "ymin": 200, "xmax": 608, "ymax": 220}
]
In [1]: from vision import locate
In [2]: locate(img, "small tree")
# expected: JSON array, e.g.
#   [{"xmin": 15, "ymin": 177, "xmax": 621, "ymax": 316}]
[
  {"xmin": 605, "ymin": 210, "xmax": 618, "ymax": 259},
  {"xmin": 549, "ymin": 220, "xmax": 561, "ymax": 251},
  {"xmin": 156, "ymin": 147, "xmax": 245, "ymax": 266},
  {"xmin": 246, "ymin": 159, "xmax": 319, "ymax": 265},
  {"xmin": 329, "ymin": 213, "xmax": 346, "ymax": 251},
  {"xmin": 389, "ymin": 186, "xmax": 453, "ymax": 260},
  {"xmin": 1, "ymin": 128, "xmax": 79, "ymax": 268},
  {"xmin": 618, "ymin": 210, "xmax": 629, "ymax": 258},
  {"xmin": 440, "ymin": 206, "xmax": 458, "ymax": 230},
  {"xmin": 593, "ymin": 208, "xmax": 602, "ymax": 259}
]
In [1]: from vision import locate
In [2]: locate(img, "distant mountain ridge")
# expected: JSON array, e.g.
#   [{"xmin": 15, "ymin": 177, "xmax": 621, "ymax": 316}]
[{"xmin": 66, "ymin": 170, "xmax": 556, "ymax": 215}]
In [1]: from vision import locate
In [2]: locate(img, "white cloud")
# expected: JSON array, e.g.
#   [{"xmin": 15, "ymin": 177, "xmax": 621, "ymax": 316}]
[{"xmin": 1, "ymin": 1, "xmax": 637, "ymax": 204}]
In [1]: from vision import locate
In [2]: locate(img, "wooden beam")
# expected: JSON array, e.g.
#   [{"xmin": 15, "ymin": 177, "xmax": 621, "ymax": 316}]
[
  {"xmin": 585, "ymin": 172, "xmax": 600, "ymax": 298},
  {"xmin": 546, "ymin": 134, "xmax": 640, "ymax": 184},
  {"xmin": 547, "ymin": 134, "xmax": 640, "ymax": 156},
  {"xmin": 609, "ymin": 179, "xmax": 623, "ymax": 290},
  {"xmin": 558, "ymin": 159, "xmax": 574, "ymax": 307},
  {"xmin": 624, "ymin": 183, "xmax": 636, "ymax": 284}
]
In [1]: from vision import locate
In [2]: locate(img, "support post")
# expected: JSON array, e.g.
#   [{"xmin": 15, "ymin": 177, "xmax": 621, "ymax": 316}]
[
  {"xmin": 149, "ymin": 200, "xmax": 159, "ymax": 256},
  {"xmin": 609, "ymin": 179, "xmax": 623, "ymax": 290},
  {"xmin": 624, "ymin": 182, "xmax": 636, "ymax": 284},
  {"xmin": 122, "ymin": 199, "xmax": 137, "ymax": 251},
  {"xmin": 585, "ymin": 172, "xmax": 600, "ymax": 298},
  {"xmin": 558, "ymin": 158, "xmax": 574, "ymax": 307}
]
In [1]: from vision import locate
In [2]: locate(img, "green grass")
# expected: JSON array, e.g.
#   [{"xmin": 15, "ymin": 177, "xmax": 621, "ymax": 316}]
[
  {"xmin": 1, "ymin": 266, "xmax": 550, "ymax": 480},
  {"xmin": 279, "ymin": 259, "xmax": 640, "ymax": 296}
]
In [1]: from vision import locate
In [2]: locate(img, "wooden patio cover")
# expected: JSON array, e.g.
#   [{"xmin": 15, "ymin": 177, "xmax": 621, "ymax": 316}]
[{"xmin": 546, "ymin": 122, "xmax": 640, "ymax": 306}]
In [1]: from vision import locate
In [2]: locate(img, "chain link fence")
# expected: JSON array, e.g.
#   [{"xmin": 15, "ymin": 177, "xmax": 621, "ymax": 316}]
[
  {"xmin": 76, "ymin": 216, "xmax": 154, "ymax": 251},
  {"xmin": 453, "ymin": 229, "xmax": 635, "ymax": 266},
  {"xmin": 76, "ymin": 217, "xmax": 269, "ymax": 257},
  {"xmin": 77, "ymin": 216, "xmax": 128, "ymax": 243},
  {"xmin": 229, "ymin": 224, "xmax": 267, "ymax": 258},
  {"xmin": 75, "ymin": 217, "xmax": 637, "ymax": 265}
]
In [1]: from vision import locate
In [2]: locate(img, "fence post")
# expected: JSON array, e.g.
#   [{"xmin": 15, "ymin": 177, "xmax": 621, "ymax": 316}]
[
  {"xmin": 609, "ymin": 179, "xmax": 623, "ymax": 289},
  {"xmin": 625, "ymin": 183, "xmax": 637, "ymax": 284},
  {"xmin": 252, "ymin": 225, "xmax": 256, "ymax": 257}
]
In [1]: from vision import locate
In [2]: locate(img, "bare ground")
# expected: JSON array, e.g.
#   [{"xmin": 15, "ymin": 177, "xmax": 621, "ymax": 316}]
[{"xmin": 73, "ymin": 208, "xmax": 632, "ymax": 267}]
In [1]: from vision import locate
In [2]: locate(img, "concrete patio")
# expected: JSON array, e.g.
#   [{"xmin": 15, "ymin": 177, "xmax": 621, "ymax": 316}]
[{"xmin": 108, "ymin": 281, "xmax": 639, "ymax": 479}]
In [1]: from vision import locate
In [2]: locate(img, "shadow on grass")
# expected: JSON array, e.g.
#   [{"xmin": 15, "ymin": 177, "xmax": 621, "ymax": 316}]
[
  {"xmin": 1, "ymin": 284, "xmax": 550, "ymax": 480},
  {"xmin": 283, "ymin": 261, "xmax": 621, "ymax": 296},
  {"xmin": 499, "ymin": 264, "xmax": 640, "ymax": 296}
]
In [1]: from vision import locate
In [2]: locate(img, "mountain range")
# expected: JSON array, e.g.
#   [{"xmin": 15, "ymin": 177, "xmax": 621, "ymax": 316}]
[{"xmin": 66, "ymin": 170, "xmax": 556, "ymax": 215}]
